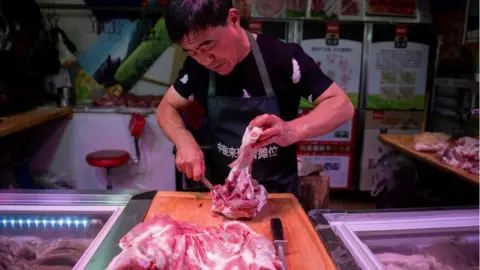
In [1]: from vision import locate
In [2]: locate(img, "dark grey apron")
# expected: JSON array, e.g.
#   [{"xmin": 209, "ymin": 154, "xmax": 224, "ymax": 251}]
[{"xmin": 207, "ymin": 31, "xmax": 299, "ymax": 196}]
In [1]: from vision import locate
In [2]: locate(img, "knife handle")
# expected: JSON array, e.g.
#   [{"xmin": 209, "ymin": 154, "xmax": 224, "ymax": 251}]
[{"xmin": 271, "ymin": 218, "xmax": 284, "ymax": 241}]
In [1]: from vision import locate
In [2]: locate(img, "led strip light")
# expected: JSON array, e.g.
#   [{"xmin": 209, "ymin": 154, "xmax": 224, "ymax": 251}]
[{"xmin": 0, "ymin": 217, "xmax": 103, "ymax": 228}]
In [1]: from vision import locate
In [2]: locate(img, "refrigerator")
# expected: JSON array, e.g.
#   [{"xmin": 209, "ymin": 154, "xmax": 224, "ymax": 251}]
[
  {"xmin": 245, "ymin": 20, "xmax": 289, "ymax": 42},
  {"xmin": 310, "ymin": 207, "xmax": 479, "ymax": 270},
  {"xmin": 359, "ymin": 110, "xmax": 423, "ymax": 191},
  {"xmin": 297, "ymin": 21, "xmax": 364, "ymax": 190},
  {"xmin": 0, "ymin": 190, "xmax": 148, "ymax": 270}
]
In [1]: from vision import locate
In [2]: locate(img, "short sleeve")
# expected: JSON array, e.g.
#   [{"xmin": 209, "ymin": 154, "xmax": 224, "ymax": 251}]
[
  {"xmin": 172, "ymin": 58, "xmax": 195, "ymax": 100},
  {"xmin": 290, "ymin": 45, "xmax": 334, "ymax": 101}
]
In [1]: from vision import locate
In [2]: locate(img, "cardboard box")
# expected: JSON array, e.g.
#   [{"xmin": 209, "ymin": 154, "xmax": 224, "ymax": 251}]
[{"xmin": 299, "ymin": 175, "xmax": 329, "ymax": 211}]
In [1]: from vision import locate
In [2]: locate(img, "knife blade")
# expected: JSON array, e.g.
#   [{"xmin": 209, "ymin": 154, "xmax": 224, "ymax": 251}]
[
  {"xmin": 201, "ymin": 176, "xmax": 226, "ymax": 201},
  {"xmin": 271, "ymin": 218, "xmax": 288, "ymax": 270}
]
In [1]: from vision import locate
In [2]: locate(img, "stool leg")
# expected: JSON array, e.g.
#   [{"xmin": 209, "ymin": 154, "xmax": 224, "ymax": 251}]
[{"xmin": 106, "ymin": 168, "xmax": 112, "ymax": 190}]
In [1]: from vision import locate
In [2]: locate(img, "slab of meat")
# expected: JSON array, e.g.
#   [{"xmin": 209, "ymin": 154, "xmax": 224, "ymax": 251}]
[
  {"xmin": 413, "ymin": 132, "xmax": 450, "ymax": 152},
  {"xmin": 211, "ymin": 127, "xmax": 268, "ymax": 219},
  {"xmin": 106, "ymin": 215, "xmax": 282, "ymax": 270},
  {"xmin": 438, "ymin": 137, "xmax": 479, "ymax": 175}
]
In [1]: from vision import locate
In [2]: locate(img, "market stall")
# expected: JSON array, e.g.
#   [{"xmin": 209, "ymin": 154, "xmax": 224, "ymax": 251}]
[
  {"xmin": 21, "ymin": 0, "xmax": 440, "ymax": 192},
  {"xmin": 1, "ymin": 189, "xmax": 477, "ymax": 270},
  {"xmin": 0, "ymin": 190, "xmax": 335, "ymax": 269}
]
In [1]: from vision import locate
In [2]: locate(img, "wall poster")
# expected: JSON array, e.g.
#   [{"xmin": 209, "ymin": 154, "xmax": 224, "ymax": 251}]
[
  {"xmin": 297, "ymin": 110, "xmax": 357, "ymax": 189},
  {"xmin": 301, "ymin": 21, "xmax": 364, "ymax": 108},
  {"xmin": 367, "ymin": 24, "xmax": 433, "ymax": 110}
]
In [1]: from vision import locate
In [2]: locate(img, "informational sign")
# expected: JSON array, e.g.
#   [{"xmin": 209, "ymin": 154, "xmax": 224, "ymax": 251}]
[
  {"xmin": 297, "ymin": 141, "xmax": 354, "ymax": 189},
  {"xmin": 301, "ymin": 22, "xmax": 364, "ymax": 107},
  {"xmin": 359, "ymin": 110, "xmax": 423, "ymax": 191},
  {"xmin": 367, "ymin": 24, "xmax": 432, "ymax": 110},
  {"xmin": 297, "ymin": 110, "xmax": 357, "ymax": 189}
]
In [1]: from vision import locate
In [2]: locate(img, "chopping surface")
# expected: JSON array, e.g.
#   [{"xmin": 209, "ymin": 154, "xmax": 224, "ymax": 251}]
[{"xmin": 145, "ymin": 191, "xmax": 336, "ymax": 270}]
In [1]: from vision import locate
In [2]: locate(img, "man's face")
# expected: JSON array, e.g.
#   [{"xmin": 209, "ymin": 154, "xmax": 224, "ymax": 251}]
[{"xmin": 181, "ymin": 9, "xmax": 242, "ymax": 75}]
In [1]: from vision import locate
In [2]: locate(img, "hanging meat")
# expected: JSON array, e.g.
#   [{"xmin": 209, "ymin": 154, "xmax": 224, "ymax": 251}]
[
  {"xmin": 211, "ymin": 126, "xmax": 268, "ymax": 219},
  {"xmin": 106, "ymin": 215, "xmax": 282, "ymax": 270}
]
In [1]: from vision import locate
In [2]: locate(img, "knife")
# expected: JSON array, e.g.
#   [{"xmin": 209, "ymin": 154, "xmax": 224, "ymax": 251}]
[
  {"xmin": 271, "ymin": 218, "xmax": 288, "ymax": 270},
  {"xmin": 201, "ymin": 176, "xmax": 226, "ymax": 202}
]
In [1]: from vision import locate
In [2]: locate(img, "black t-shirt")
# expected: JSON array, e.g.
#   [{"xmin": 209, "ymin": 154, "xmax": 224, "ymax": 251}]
[{"xmin": 173, "ymin": 34, "xmax": 334, "ymax": 121}]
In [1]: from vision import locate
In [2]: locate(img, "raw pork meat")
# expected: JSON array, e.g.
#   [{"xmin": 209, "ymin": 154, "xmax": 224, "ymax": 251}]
[
  {"xmin": 0, "ymin": 236, "xmax": 90, "ymax": 270},
  {"xmin": 376, "ymin": 253, "xmax": 450, "ymax": 270},
  {"xmin": 438, "ymin": 137, "xmax": 479, "ymax": 175},
  {"xmin": 106, "ymin": 215, "xmax": 282, "ymax": 270},
  {"xmin": 211, "ymin": 127, "xmax": 268, "ymax": 219},
  {"xmin": 413, "ymin": 132, "xmax": 450, "ymax": 152}
]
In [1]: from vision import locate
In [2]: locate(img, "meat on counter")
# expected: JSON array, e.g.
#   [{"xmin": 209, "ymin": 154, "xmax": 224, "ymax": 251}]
[
  {"xmin": 106, "ymin": 215, "xmax": 282, "ymax": 270},
  {"xmin": 438, "ymin": 137, "xmax": 479, "ymax": 175},
  {"xmin": 413, "ymin": 133, "xmax": 479, "ymax": 175},
  {"xmin": 413, "ymin": 132, "xmax": 450, "ymax": 152},
  {"xmin": 212, "ymin": 126, "xmax": 268, "ymax": 219}
]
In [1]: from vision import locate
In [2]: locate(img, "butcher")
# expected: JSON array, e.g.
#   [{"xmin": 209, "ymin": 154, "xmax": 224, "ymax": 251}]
[{"xmin": 157, "ymin": 0, "xmax": 354, "ymax": 196}]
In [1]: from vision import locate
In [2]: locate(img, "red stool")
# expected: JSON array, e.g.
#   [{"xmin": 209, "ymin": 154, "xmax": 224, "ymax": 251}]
[{"xmin": 86, "ymin": 113, "xmax": 146, "ymax": 189}]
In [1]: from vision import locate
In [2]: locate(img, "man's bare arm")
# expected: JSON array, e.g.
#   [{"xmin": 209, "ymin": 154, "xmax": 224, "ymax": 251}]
[
  {"xmin": 288, "ymin": 82, "xmax": 354, "ymax": 142},
  {"xmin": 156, "ymin": 86, "xmax": 196, "ymax": 147}
]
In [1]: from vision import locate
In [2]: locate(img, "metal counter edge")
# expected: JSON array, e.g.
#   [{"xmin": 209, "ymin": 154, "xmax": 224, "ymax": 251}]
[
  {"xmin": 84, "ymin": 190, "xmax": 157, "ymax": 269},
  {"xmin": 0, "ymin": 189, "xmax": 138, "ymax": 206},
  {"xmin": 308, "ymin": 210, "xmax": 361, "ymax": 270}
]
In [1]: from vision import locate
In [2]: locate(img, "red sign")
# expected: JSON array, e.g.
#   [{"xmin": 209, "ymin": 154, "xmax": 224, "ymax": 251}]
[
  {"xmin": 372, "ymin": 110, "xmax": 385, "ymax": 120},
  {"xmin": 248, "ymin": 20, "xmax": 263, "ymax": 34},
  {"xmin": 396, "ymin": 25, "xmax": 408, "ymax": 37},
  {"xmin": 327, "ymin": 22, "xmax": 340, "ymax": 34}
]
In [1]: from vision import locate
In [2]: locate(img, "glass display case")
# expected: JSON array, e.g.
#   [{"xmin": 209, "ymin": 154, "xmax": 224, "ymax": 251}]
[
  {"xmin": 0, "ymin": 190, "xmax": 136, "ymax": 270},
  {"xmin": 315, "ymin": 208, "xmax": 479, "ymax": 270},
  {"xmin": 0, "ymin": 205, "xmax": 123, "ymax": 269}
]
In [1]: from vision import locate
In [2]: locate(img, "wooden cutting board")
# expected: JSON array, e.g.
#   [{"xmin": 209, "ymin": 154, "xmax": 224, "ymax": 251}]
[{"xmin": 144, "ymin": 191, "xmax": 336, "ymax": 270}]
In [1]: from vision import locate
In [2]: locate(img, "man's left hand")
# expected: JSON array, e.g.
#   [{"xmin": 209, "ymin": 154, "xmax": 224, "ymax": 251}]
[{"xmin": 249, "ymin": 114, "xmax": 297, "ymax": 149}]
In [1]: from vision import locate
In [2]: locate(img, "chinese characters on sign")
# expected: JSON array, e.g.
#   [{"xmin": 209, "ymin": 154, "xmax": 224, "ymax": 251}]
[
  {"xmin": 312, "ymin": 47, "xmax": 353, "ymax": 53},
  {"xmin": 217, "ymin": 142, "xmax": 278, "ymax": 160}
]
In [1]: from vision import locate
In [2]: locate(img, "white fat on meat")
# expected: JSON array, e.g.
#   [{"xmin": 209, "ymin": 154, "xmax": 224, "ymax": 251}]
[
  {"xmin": 211, "ymin": 126, "xmax": 268, "ymax": 219},
  {"xmin": 437, "ymin": 136, "xmax": 479, "ymax": 175},
  {"xmin": 376, "ymin": 253, "xmax": 452, "ymax": 270},
  {"xmin": 106, "ymin": 215, "xmax": 283, "ymax": 270}
]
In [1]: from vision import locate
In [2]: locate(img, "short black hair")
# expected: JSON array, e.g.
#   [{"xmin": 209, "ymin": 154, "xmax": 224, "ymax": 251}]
[{"xmin": 165, "ymin": 0, "xmax": 233, "ymax": 44}]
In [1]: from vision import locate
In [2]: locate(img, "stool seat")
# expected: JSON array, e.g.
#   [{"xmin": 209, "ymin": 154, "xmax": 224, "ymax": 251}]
[{"xmin": 86, "ymin": 150, "xmax": 130, "ymax": 168}]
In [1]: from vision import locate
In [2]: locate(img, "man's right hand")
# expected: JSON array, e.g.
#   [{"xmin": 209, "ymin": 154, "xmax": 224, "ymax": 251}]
[{"xmin": 175, "ymin": 140, "xmax": 205, "ymax": 181}]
